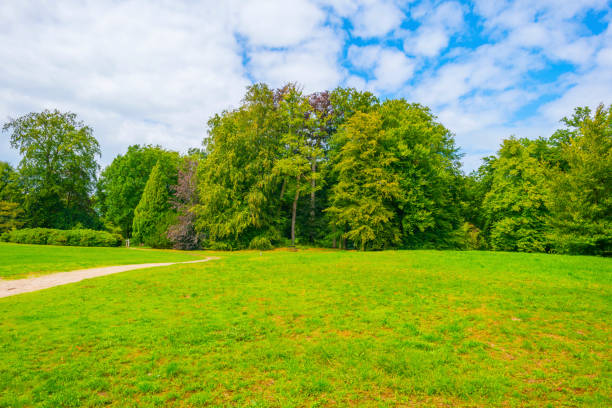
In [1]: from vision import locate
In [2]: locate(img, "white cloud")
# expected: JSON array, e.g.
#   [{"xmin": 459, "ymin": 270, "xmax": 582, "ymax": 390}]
[
  {"xmin": 246, "ymin": 28, "xmax": 345, "ymax": 92},
  {"xmin": 235, "ymin": 0, "xmax": 326, "ymax": 47},
  {"xmin": 0, "ymin": 1, "xmax": 251, "ymax": 167},
  {"xmin": 0, "ymin": 0, "xmax": 609, "ymax": 174},
  {"xmin": 351, "ymin": 1, "xmax": 405, "ymax": 38},
  {"xmin": 404, "ymin": 1, "xmax": 465, "ymax": 57},
  {"xmin": 348, "ymin": 45, "xmax": 415, "ymax": 92}
]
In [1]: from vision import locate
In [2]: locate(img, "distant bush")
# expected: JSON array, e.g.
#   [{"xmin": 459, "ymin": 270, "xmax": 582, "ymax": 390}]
[
  {"xmin": 1, "ymin": 228, "xmax": 122, "ymax": 247},
  {"xmin": 249, "ymin": 236, "xmax": 273, "ymax": 250}
]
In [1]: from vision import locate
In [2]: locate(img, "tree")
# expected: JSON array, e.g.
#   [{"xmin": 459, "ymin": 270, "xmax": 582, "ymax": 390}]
[
  {"xmin": 379, "ymin": 100, "xmax": 463, "ymax": 248},
  {"xmin": 481, "ymin": 138, "xmax": 551, "ymax": 252},
  {"xmin": 97, "ymin": 145, "xmax": 179, "ymax": 237},
  {"xmin": 2, "ymin": 110, "xmax": 100, "ymax": 229},
  {"xmin": 546, "ymin": 104, "xmax": 612, "ymax": 255},
  {"xmin": 0, "ymin": 201, "xmax": 23, "ymax": 232},
  {"xmin": 132, "ymin": 163, "xmax": 175, "ymax": 248},
  {"xmin": 0, "ymin": 162, "xmax": 20, "ymax": 203},
  {"xmin": 274, "ymin": 86, "xmax": 322, "ymax": 246},
  {"xmin": 196, "ymin": 84, "xmax": 285, "ymax": 249},
  {"xmin": 326, "ymin": 111, "xmax": 402, "ymax": 250},
  {"xmin": 167, "ymin": 157, "xmax": 201, "ymax": 250}
]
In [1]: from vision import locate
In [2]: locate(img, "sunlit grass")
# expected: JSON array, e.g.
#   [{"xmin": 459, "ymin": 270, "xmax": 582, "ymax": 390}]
[
  {"xmin": 0, "ymin": 243, "xmax": 207, "ymax": 279},
  {"xmin": 0, "ymin": 249, "xmax": 610, "ymax": 406}
]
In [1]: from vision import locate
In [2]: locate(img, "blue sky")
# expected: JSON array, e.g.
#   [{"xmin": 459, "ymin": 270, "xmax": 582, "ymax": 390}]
[{"xmin": 1, "ymin": 0, "xmax": 611, "ymax": 171}]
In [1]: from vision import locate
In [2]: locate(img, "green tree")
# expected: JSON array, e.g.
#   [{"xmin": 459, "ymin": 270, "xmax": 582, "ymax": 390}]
[
  {"xmin": 0, "ymin": 201, "xmax": 23, "ymax": 232},
  {"xmin": 132, "ymin": 162, "xmax": 175, "ymax": 248},
  {"xmin": 482, "ymin": 138, "xmax": 551, "ymax": 252},
  {"xmin": 197, "ymin": 84, "xmax": 285, "ymax": 249},
  {"xmin": 0, "ymin": 162, "xmax": 21, "ymax": 203},
  {"xmin": 546, "ymin": 104, "xmax": 612, "ymax": 255},
  {"xmin": 326, "ymin": 111, "xmax": 402, "ymax": 250},
  {"xmin": 274, "ymin": 86, "xmax": 322, "ymax": 246},
  {"xmin": 379, "ymin": 100, "xmax": 462, "ymax": 248},
  {"xmin": 2, "ymin": 110, "xmax": 100, "ymax": 229},
  {"xmin": 97, "ymin": 145, "xmax": 179, "ymax": 237}
]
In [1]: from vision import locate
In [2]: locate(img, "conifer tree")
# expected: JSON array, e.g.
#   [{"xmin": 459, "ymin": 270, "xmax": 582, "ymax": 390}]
[{"xmin": 132, "ymin": 162, "xmax": 175, "ymax": 248}]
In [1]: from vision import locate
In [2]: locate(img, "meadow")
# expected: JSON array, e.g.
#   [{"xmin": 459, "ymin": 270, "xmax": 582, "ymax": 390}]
[
  {"xmin": 0, "ymin": 247, "xmax": 610, "ymax": 407},
  {"xmin": 0, "ymin": 243, "xmax": 207, "ymax": 279}
]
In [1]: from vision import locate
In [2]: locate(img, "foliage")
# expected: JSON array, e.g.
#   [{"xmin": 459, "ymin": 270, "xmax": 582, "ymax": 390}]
[
  {"xmin": 480, "ymin": 138, "xmax": 551, "ymax": 252},
  {"xmin": 97, "ymin": 145, "xmax": 179, "ymax": 238},
  {"xmin": 546, "ymin": 104, "xmax": 612, "ymax": 255},
  {"xmin": 1, "ymin": 228, "xmax": 121, "ymax": 247},
  {"xmin": 379, "ymin": 100, "xmax": 463, "ymax": 248},
  {"xmin": 196, "ymin": 84, "xmax": 285, "ymax": 249},
  {"xmin": 0, "ymin": 201, "xmax": 24, "ymax": 232},
  {"xmin": 0, "ymin": 162, "xmax": 21, "ymax": 203},
  {"xmin": 167, "ymin": 157, "xmax": 202, "ymax": 250},
  {"xmin": 0, "ymin": 250, "xmax": 610, "ymax": 406},
  {"xmin": 132, "ymin": 162, "xmax": 175, "ymax": 248},
  {"xmin": 2, "ymin": 110, "xmax": 100, "ymax": 229},
  {"xmin": 326, "ymin": 111, "xmax": 402, "ymax": 250}
]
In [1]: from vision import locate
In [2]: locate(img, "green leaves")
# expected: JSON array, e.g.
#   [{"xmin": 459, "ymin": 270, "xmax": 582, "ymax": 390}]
[
  {"xmin": 2, "ymin": 110, "xmax": 100, "ymax": 229},
  {"xmin": 96, "ymin": 145, "xmax": 179, "ymax": 237},
  {"xmin": 132, "ymin": 162, "xmax": 176, "ymax": 248}
]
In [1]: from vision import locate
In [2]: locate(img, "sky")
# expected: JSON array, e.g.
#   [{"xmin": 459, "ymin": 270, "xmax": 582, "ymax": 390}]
[{"xmin": 1, "ymin": 0, "xmax": 611, "ymax": 172}]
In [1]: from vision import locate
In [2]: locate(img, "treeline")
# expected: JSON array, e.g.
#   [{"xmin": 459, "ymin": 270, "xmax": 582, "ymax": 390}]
[{"xmin": 1, "ymin": 84, "xmax": 610, "ymax": 255}]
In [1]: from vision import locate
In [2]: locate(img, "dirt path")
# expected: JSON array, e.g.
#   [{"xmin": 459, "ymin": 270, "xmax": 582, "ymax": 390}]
[{"xmin": 0, "ymin": 257, "xmax": 219, "ymax": 299}]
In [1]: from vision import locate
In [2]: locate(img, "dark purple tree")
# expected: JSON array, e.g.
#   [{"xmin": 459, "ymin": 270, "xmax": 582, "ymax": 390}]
[{"xmin": 167, "ymin": 158, "xmax": 201, "ymax": 249}]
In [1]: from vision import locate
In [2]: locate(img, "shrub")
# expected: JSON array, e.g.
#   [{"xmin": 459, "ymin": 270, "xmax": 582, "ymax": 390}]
[
  {"xmin": 249, "ymin": 236, "xmax": 273, "ymax": 250},
  {"xmin": 3, "ymin": 228, "xmax": 122, "ymax": 247}
]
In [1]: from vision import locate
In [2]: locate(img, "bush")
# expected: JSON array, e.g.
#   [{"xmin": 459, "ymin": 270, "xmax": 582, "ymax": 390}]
[
  {"xmin": 249, "ymin": 235, "xmax": 273, "ymax": 250},
  {"xmin": 3, "ymin": 228, "xmax": 122, "ymax": 247}
]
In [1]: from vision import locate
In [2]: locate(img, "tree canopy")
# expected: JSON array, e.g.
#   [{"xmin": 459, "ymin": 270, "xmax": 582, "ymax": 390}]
[
  {"xmin": 2, "ymin": 110, "xmax": 100, "ymax": 229},
  {"xmin": 2, "ymin": 89, "xmax": 609, "ymax": 256}
]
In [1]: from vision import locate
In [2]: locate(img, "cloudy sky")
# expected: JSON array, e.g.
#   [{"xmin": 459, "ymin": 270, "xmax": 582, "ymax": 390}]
[{"xmin": 1, "ymin": 0, "xmax": 611, "ymax": 171}]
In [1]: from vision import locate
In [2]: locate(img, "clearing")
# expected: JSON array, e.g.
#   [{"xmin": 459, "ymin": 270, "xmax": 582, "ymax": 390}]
[{"xmin": 0, "ymin": 248, "xmax": 610, "ymax": 407}]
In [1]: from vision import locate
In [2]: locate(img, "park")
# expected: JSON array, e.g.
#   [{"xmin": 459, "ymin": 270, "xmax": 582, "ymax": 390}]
[
  {"xmin": 1, "ymin": 1, "xmax": 611, "ymax": 406},
  {"xmin": 1, "ymin": 243, "xmax": 610, "ymax": 406}
]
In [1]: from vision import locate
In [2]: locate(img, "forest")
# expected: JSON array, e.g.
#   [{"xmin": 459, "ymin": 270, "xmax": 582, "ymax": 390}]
[{"xmin": 1, "ymin": 84, "xmax": 610, "ymax": 255}]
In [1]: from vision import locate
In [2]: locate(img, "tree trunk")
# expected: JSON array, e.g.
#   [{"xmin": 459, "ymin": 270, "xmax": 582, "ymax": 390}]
[
  {"xmin": 309, "ymin": 158, "xmax": 316, "ymax": 242},
  {"xmin": 332, "ymin": 224, "xmax": 336, "ymax": 248},
  {"xmin": 279, "ymin": 178, "xmax": 287, "ymax": 200},
  {"xmin": 277, "ymin": 177, "xmax": 287, "ymax": 218},
  {"xmin": 291, "ymin": 174, "xmax": 301, "ymax": 246}
]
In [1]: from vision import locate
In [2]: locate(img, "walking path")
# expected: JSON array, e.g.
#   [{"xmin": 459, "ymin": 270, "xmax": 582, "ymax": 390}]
[{"xmin": 0, "ymin": 257, "xmax": 219, "ymax": 298}]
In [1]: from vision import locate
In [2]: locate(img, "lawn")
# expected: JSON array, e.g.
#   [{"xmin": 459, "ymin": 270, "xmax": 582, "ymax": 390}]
[
  {"xmin": 0, "ymin": 243, "xmax": 208, "ymax": 279},
  {"xmin": 0, "ymin": 249, "xmax": 610, "ymax": 407}
]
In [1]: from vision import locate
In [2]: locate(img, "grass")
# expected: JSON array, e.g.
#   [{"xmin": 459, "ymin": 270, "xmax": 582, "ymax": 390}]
[
  {"xmin": 0, "ymin": 249, "xmax": 610, "ymax": 407},
  {"xmin": 0, "ymin": 243, "xmax": 208, "ymax": 279}
]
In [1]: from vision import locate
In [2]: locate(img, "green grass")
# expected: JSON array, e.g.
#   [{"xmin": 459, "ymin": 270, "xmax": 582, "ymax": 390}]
[
  {"xmin": 0, "ymin": 243, "xmax": 208, "ymax": 279},
  {"xmin": 0, "ymin": 250, "xmax": 610, "ymax": 407}
]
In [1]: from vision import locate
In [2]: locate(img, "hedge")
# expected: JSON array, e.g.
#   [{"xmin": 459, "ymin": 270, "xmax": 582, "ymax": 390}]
[{"xmin": 0, "ymin": 228, "xmax": 123, "ymax": 247}]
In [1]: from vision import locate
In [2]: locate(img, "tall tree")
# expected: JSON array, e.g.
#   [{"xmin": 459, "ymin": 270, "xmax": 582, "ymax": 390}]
[
  {"xmin": 379, "ymin": 100, "xmax": 463, "ymax": 248},
  {"xmin": 167, "ymin": 156, "xmax": 202, "ymax": 250},
  {"xmin": 197, "ymin": 84, "xmax": 285, "ymax": 249},
  {"xmin": 0, "ymin": 162, "xmax": 20, "ymax": 203},
  {"xmin": 96, "ymin": 145, "xmax": 179, "ymax": 237},
  {"xmin": 274, "ymin": 86, "xmax": 322, "ymax": 246},
  {"xmin": 326, "ymin": 111, "xmax": 402, "ymax": 250},
  {"xmin": 2, "ymin": 110, "xmax": 100, "ymax": 229},
  {"xmin": 132, "ymin": 162, "xmax": 175, "ymax": 248},
  {"xmin": 481, "ymin": 138, "xmax": 551, "ymax": 252},
  {"xmin": 546, "ymin": 104, "xmax": 612, "ymax": 255}
]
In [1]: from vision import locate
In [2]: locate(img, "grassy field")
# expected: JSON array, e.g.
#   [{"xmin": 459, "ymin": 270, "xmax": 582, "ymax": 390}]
[
  {"xmin": 0, "ymin": 249, "xmax": 610, "ymax": 407},
  {"xmin": 0, "ymin": 243, "xmax": 208, "ymax": 279}
]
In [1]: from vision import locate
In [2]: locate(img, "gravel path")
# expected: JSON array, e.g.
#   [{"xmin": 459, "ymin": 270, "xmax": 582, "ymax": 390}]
[{"xmin": 0, "ymin": 257, "xmax": 219, "ymax": 298}]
